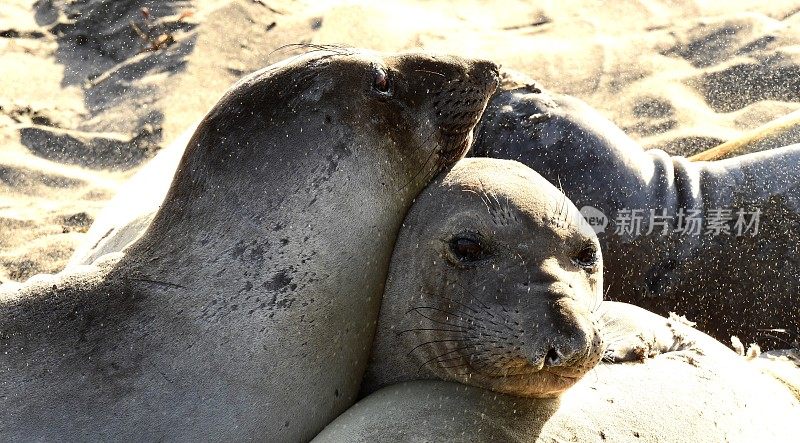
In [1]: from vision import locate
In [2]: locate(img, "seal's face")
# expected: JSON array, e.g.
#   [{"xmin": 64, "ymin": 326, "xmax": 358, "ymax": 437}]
[
  {"xmin": 328, "ymin": 51, "xmax": 501, "ymax": 189},
  {"xmin": 386, "ymin": 159, "xmax": 604, "ymax": 398}
]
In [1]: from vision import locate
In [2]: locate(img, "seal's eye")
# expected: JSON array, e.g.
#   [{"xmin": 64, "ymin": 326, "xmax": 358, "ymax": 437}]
[
  {"xmin": 572, "ymin": 245, "xmax": 599, "ymax": 270},
  {"xmin": 372, "ymin": 67, "xmax": 391, "ymax": 95},
  {"xmin": 449, "ymin": 236, "xmax": 484, "ymax": 263}
]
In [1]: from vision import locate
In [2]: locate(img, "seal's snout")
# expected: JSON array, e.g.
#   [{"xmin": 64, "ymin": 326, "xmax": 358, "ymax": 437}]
[
  {"xmin": 540, "ymin": 339, "xmax": 589, "ymax": 369},
  {"xmin": 382, "ymin": 52, "xmax": 498, "ymax": 165},
  {"xmin": 470, "ymin": 59, "xmax": 501, "ymax": 89},
  {"xmin": 431, "ymin": 59, "xmax": 499, "ymax": 161}
]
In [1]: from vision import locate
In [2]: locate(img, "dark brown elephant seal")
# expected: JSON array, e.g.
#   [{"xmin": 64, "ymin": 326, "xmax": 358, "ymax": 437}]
[
  {"xmin": 471, "ymin": 76, "xmax": 800, "ymax": 347},
  {"xmin": 317, "ymin": 158, "xmax": 800, "ymax": 442},
  {"xmin": 0, "ymin": 49, "xmax": 498, "ymax": 441}
]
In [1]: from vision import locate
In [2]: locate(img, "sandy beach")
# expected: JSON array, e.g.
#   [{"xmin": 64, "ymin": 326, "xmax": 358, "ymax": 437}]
[{"xmin": 2, "ymin": 0, "xmax": 800, "ymax": 283}]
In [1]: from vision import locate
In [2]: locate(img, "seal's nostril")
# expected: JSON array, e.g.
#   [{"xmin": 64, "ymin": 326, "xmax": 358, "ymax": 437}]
[{"xmin": 545, "ymin": 348, "xmax": 561, "ymax": 367}]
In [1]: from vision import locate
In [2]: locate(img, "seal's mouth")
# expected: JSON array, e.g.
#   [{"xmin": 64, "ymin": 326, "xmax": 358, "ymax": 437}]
[
  {"xmin": 467, "ymin": 357, "xmax": 586, "ymax": 380},
  {"xmin": 465, "ymin": 364, "xmax": 584, "ymax": 399},
  {"xmin": 439, "ymin": 130, "xmax": 475, "ymax": 163},
  {"xmin": 432, "ymin": 70, "xmax": 498, "ymax": 164},
  {"xmin": 452, "ymin": 337, "xmax": 601, "ymax": 398}
]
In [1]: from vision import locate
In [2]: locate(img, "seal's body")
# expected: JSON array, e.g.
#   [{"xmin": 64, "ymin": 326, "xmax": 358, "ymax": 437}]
[
  {"xmin": 472, "ymin": 80, "xmax": 800, "ymax": 346},
  {"xmin": 1, "ymin": 50, "xmax": 498, "ymax": 441},
  {"xmin": 319, "ymin": 342, "xmax": 800, "ymax": 443}
]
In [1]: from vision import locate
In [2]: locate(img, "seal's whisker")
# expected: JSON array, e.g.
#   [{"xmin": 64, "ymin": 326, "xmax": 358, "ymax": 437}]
[
  {"xmin": 448, "ymin": 279, "xmax": 501, "ymax": 321},
  {"xmin": 434, "ymin": 351, "xmax": 473, "ymax": 364},
  {"xmin": 406, "ymin": 338, "xmax": 474, "ymax": 356},
  {"xmin": 440, "ymin": 362, "xmax": 471, "ymax": 370},
  {"xmin": 446, "ymin": 279, "xmax": 491, "ymax": 310},
  {"xmin": 439, "ymin": 295, "xmax": 480, "ymax": 314},
  {"xmin": 594, "ymin": 301, "xmax": 615, "ymax": 320},
  {"xmin": 556, "ymin": 176, "xmax": 569, "ymax": 226},
  {"xmin": 407, "ymin": 306, "xmax": 473, "ymax": 328},
  {"xmin": 397, "ymin": 128, "xmax": 440, "ymax": 193},
  {"xmin": 398, "ymin": 125, "xmax": 439, "ymax": 194},
  {"xmin": 427, "ymin": 354, "xmax": 470, "ymax": 370},
  {"xmin": 475, "ymin": 355, "xmax": 505, "ymax": 378},
  {"xmin": 422, "ymin": 300, "xmax": 489, "ymax": 326},
  {"xmin": 477, "ymin": 187, "xmax": 493, "ymax": 214},
  {"xmin": 398, "ymin": 328, "xmax": 468, "ymax": 335},
  {"xmin": 598, "ymin": 336, "xmax": 629, "ymax": 348},
  {"xmin": 413, "ymin": 69, "xmax": 447, "ymax": 78},
  {"xmin": 470, "ymin": 354, "xmax": 509, "ymax": 378},
  {"xmin": 419, "ymin": 290, "xmax": 485, "ymax": 323},
  {"xmin": 477, "ymin": 304, "xmax": 517, "ymax": 332},
  {"xmin": 267, "ymin": 43, "xmax": 352, "ymax": 62},
  {"xmin": 754, "ymin": 332, "xmax": 794, "ymax": 347},
  {"xmin": 417, "ymin": 347, "xmax": 473, "ymax": 373},
  {"xmin": 589, "ymin": 364, "xmax": 607, "ymax": 383},
  {"xmin": 590, "ymin": 284, "xmax": 611, "ymax": 314}
]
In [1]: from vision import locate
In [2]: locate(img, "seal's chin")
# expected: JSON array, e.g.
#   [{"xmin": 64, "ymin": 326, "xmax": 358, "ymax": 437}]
[
  {"xmin": 470, "ymin": 367, "xmax": 584, "ymax": 399},
  {"xmin": 439, "ymin": 130, "xmax": 474, "ymax": 163},
  {"xmin": 452, "ymin": 345, "xmax": 601, "ymax": 398}
]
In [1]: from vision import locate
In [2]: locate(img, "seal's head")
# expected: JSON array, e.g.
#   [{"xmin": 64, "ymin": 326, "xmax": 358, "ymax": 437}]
[
  {"xmin": 471, "ymin": 73, "xmax": 640, "ymax": 163},
  {"xmin": 469, "ymin": 71, "xmax": 645, "ymax": 222},
  {"xmin": 160, "ymin": 48, "xmax": 499, "ymax": 216},
  {"xmin": 365, "ymin": 158, "xmax": 605, "ymax": 398},
  {"xmin": 134, "ymin": 48, "xmax": 499, "ymax": 268}
]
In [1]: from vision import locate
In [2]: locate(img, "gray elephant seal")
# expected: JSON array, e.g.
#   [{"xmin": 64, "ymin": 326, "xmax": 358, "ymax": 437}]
[
  {"xmin": 319, "ymin": 345, "xmax": 800, "ymax": 442},
  {"xmin": 471, "ymin": 77, "xmax": 800, "ymax": 347},
  {"xmin": 0, "ymin": 49, "xmax": 498, "ymax": 441},
  {"xmin": 318, "ymin": 159, "xmax": 800, "ymax": 442},
  {"xmin": 363, "ymin": 158, "xmax": 606, "ymax": 398}
]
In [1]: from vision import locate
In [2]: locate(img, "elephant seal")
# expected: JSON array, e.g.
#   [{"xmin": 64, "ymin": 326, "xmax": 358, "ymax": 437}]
[
  {"xmin": 0, "ymin": 49, "xmax": 499, "ymax": 441},
  {"xmin": 318, "ymin": 348, "xmax": 800, "ymax": 443},
  {"xmin": 471, "ymin": 76, "xmax": 800, "ymax": 347},
  {"xmin": 316, "ymin": 159, "xmax": 800, "ymax": 442},
  {"xmin": 362, "ymin": 158, "xmax": 699, "ymax": 399},
  {"xmin": 363, "ymin": 158, "xmax": 607, "ymax": 398}
]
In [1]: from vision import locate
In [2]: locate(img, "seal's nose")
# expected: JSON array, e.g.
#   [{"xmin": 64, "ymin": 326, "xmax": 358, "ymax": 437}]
[
  {"xmin": 542, "ymin": 343, "xmax": 586, "ymax": 368},
  {"xmin": 470, "ymin": 59, "xmax": 500, "ymax": 90}
]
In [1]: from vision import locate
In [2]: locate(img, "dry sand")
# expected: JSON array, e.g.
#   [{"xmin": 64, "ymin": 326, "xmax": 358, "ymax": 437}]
[{"xmin": 2, "ymin": 0, "xmax": 800, "ymax": 283}]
